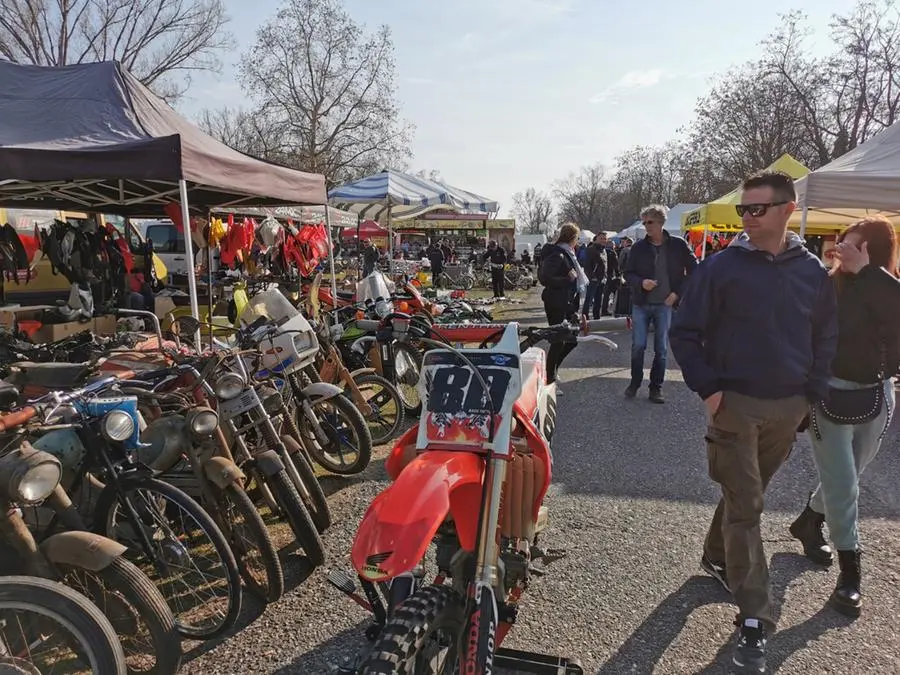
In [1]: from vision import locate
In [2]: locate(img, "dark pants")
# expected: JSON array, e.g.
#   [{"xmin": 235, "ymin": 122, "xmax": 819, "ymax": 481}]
[
  {"xmin": 545, "ymin": 305, "xmax": 576, "ymax": 383},
  {"xmin": 581, "ymin": 279, "xmax": 604, "ymax": 319},
  {"xmin": 433, "ymin": 266, "xmax": 444, "ymax": 288},
  {"xmin": 491, "ymin": 267, "xmax": 505, "ymax": 297},
  {"xmin": 600, "ymin": 278, "xmax": 617, "ymax": 316},
  {"xmin": 630, "ymin": 303, "xmax": 672, "ymax": 389},
  {"xmin": 704, "ymin": 392, "xmax": 808, "ymax": 632}
]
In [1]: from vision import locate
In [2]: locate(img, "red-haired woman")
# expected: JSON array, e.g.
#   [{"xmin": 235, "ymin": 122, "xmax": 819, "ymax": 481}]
[{"xmin": 789, "ymin": 216, "xmax": 900, "ymax": 617}]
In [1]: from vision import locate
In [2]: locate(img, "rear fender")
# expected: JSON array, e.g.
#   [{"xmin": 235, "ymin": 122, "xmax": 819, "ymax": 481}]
[
  {"xmin": 351, "ymin": 451, "xmax": 484, "ymax": 582},
  {"xmin": 40, "ymin": 531, "xmax": 126, "ymax": 572},
  {"xmin": 203, "ymin": 456, "xmax": 246, "ymax": 489}
]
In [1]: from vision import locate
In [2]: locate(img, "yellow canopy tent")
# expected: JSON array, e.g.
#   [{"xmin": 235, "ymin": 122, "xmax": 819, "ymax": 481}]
[{"xmin": 681, "ymin": 153, "xmax": 810, "ymax": 234}]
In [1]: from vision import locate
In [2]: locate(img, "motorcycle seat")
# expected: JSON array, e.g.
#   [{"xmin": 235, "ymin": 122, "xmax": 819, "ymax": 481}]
[
  {"xmin": 0, "ymin": 381, "xmax": 21, "ymax": 410},
  {"xmin": 5, "ymin": 362, "xmax": 96, "ymax": 390},
  {"xmin": 336, "ymin": 290, "xmax": 355, "ymax": 300}
]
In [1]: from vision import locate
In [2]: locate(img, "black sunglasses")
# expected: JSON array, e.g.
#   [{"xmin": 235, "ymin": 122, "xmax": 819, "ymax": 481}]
[{"xmin": 735, "ymin": 201, "xmax": 788, "ymax": 218}]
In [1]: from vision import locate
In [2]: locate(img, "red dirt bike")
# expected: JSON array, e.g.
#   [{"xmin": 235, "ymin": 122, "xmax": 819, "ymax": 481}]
[{"xmin": 328, "ymin": 316, "xmax": 621, "ymax": 674}]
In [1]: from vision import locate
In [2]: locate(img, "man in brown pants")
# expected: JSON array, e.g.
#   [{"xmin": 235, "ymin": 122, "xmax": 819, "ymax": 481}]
[{"xmin": 670, "ymin": 170, "xmax": 838, "ymax": 673}]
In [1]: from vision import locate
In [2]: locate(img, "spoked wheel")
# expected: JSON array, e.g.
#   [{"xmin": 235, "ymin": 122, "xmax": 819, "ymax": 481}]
[
  {"xmin": 0, "ymin": 575, "xmax": 127, "ymax": 675},
  {"xmin": 216, "ymin": 483, "xmax": 285, "ymax": 603},
  {"xmin": 57, "ymin": 556, "xmax": 182, "ymax": 675},
  {"xmin": 351, "ymin": 373, "xmax": 405, "ymax": 445},
  {"xmin": 392, "ymin": 342, "xmax": 423, "ymax": 415},
  {"xmin": 93, "ymin": 478, "xmax": 242, "ymax": 640},
  {"xmin": 361, "ymin": 585, "xmax": 465, "ymax": 674},
  {"xmin": 297, "ymin": 394, "xmax": 373, "ymax": 475}
]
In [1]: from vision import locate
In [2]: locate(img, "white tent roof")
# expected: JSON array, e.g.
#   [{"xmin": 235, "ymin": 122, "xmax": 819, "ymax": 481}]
[
  {"xmin": 328, "ymin": 169, "xmax": 498, "ymax": 221},
  {"xmin": 793, "ymin": 122, "xmax": 900, "ymax": 226}
]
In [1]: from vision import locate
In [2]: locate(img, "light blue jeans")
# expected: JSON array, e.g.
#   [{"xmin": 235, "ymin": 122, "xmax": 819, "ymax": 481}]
[
  {"xmin": 630, "ymin": 303, "xmax": 672, "ymax": 388},
  {"xmin": 809, "ymin": 377, "xmax": 895, "ymax": 550}
]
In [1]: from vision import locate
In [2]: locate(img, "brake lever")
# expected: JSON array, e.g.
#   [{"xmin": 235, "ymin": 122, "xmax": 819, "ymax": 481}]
[{"xmin": 576, "ymin": 334, "xmax": 618, "ymax": 349}]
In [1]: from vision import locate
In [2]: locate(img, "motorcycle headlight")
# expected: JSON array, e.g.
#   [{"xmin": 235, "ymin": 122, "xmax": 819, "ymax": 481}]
[
  {"xmin": 190, "ymin": 410, "xmax": 219, "ymax": 436},
  {"xmin": 375, "ymin": 299, "xmax": 391, "ymax": 318},
  {"xmin": 11, "ymin": 460, "xmax": 62, "ymax": 504},
  {"xmin": 102, "ymin": 410, "xmax": 136, "ymax": 442},
  {"xmin": 214, "ymin": 372, "xmax": 245, "ymax": 400}
]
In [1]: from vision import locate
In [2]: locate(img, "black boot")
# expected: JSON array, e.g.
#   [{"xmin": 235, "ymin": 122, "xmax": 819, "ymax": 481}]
[
  {"xmin": 789, "ymin": 496, "xmax": 833, "ymax": 566},
  {"xmin": 830, "ymin": 549, "xmax": 862, "ymax": 617}
]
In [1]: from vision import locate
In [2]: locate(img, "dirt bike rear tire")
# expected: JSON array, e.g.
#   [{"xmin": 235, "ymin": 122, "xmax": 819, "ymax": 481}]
[{"xmin": 360, "ymin": 584, "xmax": 465, "ymax": 674}]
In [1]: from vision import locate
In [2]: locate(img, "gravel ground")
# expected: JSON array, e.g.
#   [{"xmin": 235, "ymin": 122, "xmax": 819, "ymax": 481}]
[{"xmin": 186, "ymin": 289, "xmax": 900, "ymax": 674}]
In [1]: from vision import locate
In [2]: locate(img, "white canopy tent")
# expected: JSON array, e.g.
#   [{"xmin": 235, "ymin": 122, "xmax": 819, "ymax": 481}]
[
  {"xmin": 615, "ymin": 203, "xmax": 701, "ymax": 240},
  {"xmin": 328, "ymin": 169, "xmax": 499, "ymax": 264},
  {"xmin": 794, "ymin": 122, "xmax": 900, "ymax": 235}
]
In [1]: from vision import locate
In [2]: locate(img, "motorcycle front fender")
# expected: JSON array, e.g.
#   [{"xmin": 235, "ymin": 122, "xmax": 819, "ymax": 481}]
[
  {"xmin": 301, "ymin": 381, "xmax": 343, "ymax": 402},
  {"xmin": 202, "ymin": 456, "xmax": 246, "ymax": 490},
  {"xmin": 253, "ymin": 449, "xmax": 286, "ymax": 476},
  {"xmin": 349, "ymin": 367, "xmax": 377, "ymax": 379},
  {"xmin": 40, "ymin": 531, "xmax": 126, "ymax": 572},
  {"xmin": 351, "ymin": 451, "xmax": 484, "ymax": 582}
]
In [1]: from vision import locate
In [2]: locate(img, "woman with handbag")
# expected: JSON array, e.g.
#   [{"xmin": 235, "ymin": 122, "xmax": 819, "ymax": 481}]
[
  {"xmin": 538, "ymin": 223, "xmax": 588, "ymax": 385},
  {"xmin": 789, "ymin": 216, "xmax": 900, "ymax": 617}
]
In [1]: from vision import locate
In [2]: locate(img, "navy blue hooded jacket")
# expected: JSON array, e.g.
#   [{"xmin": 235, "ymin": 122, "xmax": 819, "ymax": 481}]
[{"xmin": 669, "ymin": 232, "xmax": 838, "ymax": 402}]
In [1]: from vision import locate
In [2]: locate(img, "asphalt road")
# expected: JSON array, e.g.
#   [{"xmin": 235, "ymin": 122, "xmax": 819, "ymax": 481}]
[{"xmin": 187, "ymin": 289, "xmax": 900, "ymax": 674}]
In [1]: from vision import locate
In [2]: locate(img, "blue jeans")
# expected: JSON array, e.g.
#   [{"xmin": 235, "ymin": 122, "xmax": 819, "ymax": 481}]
[
  {"xmin": 630, "ymin": 303, "xmax": 672, "ymax": 389},
  {"xmin": 809, "ymin": 377, "xmax": 895, "ymax": 550},
  {"xmin": 581, "ymin": 279, "xmax": 604, "ymax": 318}
]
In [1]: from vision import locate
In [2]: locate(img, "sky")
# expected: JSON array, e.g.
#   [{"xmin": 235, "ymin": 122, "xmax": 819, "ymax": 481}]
[{"xmin": 177, "ymin": 0, "xmax": 858, "ymax": 218}]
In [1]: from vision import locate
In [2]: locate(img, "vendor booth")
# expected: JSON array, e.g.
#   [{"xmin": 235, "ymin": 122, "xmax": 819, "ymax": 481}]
[{"xmin": 0, "ymin": 60, "xmax": 333, "ymax": 341}]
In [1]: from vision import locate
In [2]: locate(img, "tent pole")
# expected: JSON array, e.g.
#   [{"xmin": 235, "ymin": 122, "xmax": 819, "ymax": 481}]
[
  {"xmin": 387, "ymin": 204, "xmax": 394, "ymax": 276},
  {"xmin": 701, "ymin": 224, "xmax": 708, "ymax": 261},
  {"xmin": 323, "ymin": 205, "xmax": 339, "ymax": 307},
  {"xmin": 799, "ymin": 204, "xmax": 809, "ymax": 240},
  {"xmin": 178, "ymin": 179, "xmax": 201, "ymax": 346}
]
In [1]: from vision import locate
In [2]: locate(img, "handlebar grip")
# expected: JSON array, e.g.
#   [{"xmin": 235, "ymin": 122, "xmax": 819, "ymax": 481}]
[
  {"xmin": 355, "ymin": 320, "xmax": 380, "ymax": 331},
  {"xmin": 0, "ymin": 407, "xmax": 37, "ymax": 431},
  {"xmin": 582, "ymin": 317, "xmax": 630, "ymax": 333}
]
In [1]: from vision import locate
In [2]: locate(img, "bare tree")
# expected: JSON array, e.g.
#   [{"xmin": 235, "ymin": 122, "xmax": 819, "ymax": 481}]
[
  {"xmin": 234, "ymin": 0, "xmax": 413, "ymax": 182},
  {"xmin": 197, "ymin": 107, "xmax": 291, "ymax": 162},
  {"xmin": 553, "ymin": 165, "xmax": 619, "ymax": 232},
  {"xmin": 414, "ymin": 169, "xmax": 444, "ymax": 182},
  {"xmin": 510, "ymin": 188, "xmax": 553, "ymax": 234},
  {"xmin": 0, "ymin": 0, "xmax": 230, "ymax": 101},
  {"xmin": 611, "ymin": 142, "xmax": 683, "ymax": 219}
]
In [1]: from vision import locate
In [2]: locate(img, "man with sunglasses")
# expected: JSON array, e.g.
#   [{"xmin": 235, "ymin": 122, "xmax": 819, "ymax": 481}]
[
  {"xmin": 670, "ymin": 170, "xmax": 838, "ymax": 673},
  {"xmin": 623, "ymin": 204, "xmax": 697, "ymax": 403}
]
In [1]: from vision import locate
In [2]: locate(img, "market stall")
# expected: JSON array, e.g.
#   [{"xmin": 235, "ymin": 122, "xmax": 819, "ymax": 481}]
[
  {"xmin": 328, "ymin": 169, "xmax": 499, "ymax": 269},
  {"xmin": 0, "ymin": 60, "xmax": 330, "ymax": 334}
]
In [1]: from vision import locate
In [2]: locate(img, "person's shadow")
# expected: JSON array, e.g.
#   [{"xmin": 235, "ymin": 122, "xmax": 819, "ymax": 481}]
[{"xmin": 597, "ymin": 552, "xmax": 855, "ymax": 674}]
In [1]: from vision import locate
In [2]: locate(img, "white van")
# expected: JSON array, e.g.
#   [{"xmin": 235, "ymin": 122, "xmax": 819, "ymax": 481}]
[{"xmin": 140, "ymin": 219, "xmax": 219, "ymax": 279}]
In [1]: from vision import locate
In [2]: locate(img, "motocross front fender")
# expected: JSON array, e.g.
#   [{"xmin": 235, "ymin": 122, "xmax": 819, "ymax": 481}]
[
  {"xmin": 253, "ymin": 449, "xmax": 285, "ymax": 476},
  {"xmin": 40, "ymin": 531, "xmax": 126, "ymax": 572},
  {"xmin": 203, "ymin": 456, "xmax": 246, "ymax": 489},
  {"xmin": 351, "ymin": 451, "xmax": 484, "ymax": 582},
  {"xmin": 349, "ymin": 367, "xmax": 377, "ymax": 379},
  {"xmin": 301, "ymin": 382, "xmax": 343, "ymax": 402}
]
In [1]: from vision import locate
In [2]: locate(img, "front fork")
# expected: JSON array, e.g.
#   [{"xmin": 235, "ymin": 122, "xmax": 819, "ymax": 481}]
[{"xmin": 464, "ymin": 455, "xmax": 508, "ymax": 674}]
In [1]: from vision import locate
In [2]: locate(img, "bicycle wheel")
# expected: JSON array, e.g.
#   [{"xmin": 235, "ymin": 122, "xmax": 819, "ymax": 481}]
[
  {"xmin": 265, "ymin": 468, "xmax": 326, "ymax": 567},
  {"xmin": 58, "ymin": 556, "xmax": 182, "ymax": 675},
  {"xmin": 217, "ymin": 482, "xmax": 285, "ymax": 603},
  {"xmin": 280, "ymin": 435, "xmax": 331, "ymax": 533},
  {"xmin": 352, "ymin": 373, "xmax": 405, "ymax": 444},
  {"xmin": 298, "ymin": 393, "xmax": 373, "ymax": 475},
  {"xmin": 93, "ymin": 477, "xmax": 242, "ymax": 640},
  {"xmin": 0, "ymin": 575, "xmax": 127, "ymax": 674},
  {"xmin": 393, "ymin": 342, "xmax": 423, "ymax": 415}
]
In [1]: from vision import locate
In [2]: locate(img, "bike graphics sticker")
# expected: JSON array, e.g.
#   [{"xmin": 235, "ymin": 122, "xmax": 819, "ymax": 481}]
[{"xmin": 416, "ymin": 349, "xmax": 520, "ymax": 452}]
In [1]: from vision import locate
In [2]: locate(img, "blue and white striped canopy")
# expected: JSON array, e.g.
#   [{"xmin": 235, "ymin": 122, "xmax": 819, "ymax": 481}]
[{"xmin": 328, "ymin": 169, "xmax": 498, "ymax": 221}]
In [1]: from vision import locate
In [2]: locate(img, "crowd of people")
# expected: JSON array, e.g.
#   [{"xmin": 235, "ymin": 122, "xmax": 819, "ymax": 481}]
[{"xmin": 535, "ymin": 170, "xmax": 900, "ymax": 673}]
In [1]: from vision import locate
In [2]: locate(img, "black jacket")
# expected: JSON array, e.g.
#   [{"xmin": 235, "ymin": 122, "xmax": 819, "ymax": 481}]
[
  {"xmin": 583, "ymin": 243, "xmax": 607, "ymax": 280},
  {"xmin": 624, "ymin": 232, "xmax": 697, "ymax": 306},
  {"xmin": 488, "ymin": 247, "xmax": 507, "ymax": 265},
  {"xmin": 538, "ymin": 243, "xmax": 578, "ymax": 317},
  {"xmin": 830, "ymin": 264, "xmax": 900, "ymax": 384}
]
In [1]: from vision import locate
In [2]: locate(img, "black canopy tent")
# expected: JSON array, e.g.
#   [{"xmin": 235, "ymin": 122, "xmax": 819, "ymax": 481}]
[{"xmin": 0, "ymin": 60, "xmax": 336, "ymax": 322}]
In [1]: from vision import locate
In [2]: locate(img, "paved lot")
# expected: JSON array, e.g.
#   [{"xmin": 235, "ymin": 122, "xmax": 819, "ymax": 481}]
[{"xmin": 187, "ymin": 289, "xmax": 900, "ymax": 674}]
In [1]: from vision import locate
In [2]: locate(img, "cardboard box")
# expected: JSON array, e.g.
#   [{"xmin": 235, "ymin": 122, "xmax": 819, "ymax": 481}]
[{"xmin": 92, "ymin": 315, "xmax": 116, "ymax": 335}]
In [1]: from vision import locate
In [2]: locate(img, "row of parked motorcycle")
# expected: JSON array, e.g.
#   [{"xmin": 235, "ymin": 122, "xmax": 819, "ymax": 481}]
[{"xmin": 0, "ymin": 270, "xmax": 496, "ymax": 674}]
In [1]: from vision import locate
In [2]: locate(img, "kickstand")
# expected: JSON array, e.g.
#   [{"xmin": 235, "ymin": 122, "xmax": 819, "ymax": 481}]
[{"xmin": 533, "ymin": 547, "xmax": 567, "ymax": 565}]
